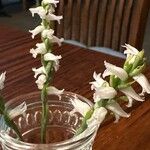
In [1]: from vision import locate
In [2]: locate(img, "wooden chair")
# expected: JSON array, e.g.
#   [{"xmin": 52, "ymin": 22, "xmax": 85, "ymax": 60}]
[{"xmin": 55, "ymin": 0, "xmax": 150, "ymax": 53}]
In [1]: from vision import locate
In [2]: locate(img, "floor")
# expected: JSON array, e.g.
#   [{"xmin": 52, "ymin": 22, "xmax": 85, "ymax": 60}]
[{"xmin": 0, "ymin": 3, "xmax": 150, "ymax": 62}]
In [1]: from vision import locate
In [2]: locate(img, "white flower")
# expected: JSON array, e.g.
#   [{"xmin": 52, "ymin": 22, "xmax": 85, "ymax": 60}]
[
  {"xmin": 35, "ymin": 74, "xmax": 46, "ymax": 89},
  {"xmin": 103, "ymin": 61, "xmax": 128, "ymax": 81},
  {"xmin": 86, "ymin": 107, "xmax": 107, "ymax": 127},
  {"xmin": 93, "ymin": 87, "xmax": 117, "ymax": 102},
  {"xmin": 44, "ymin": 53, "xmax": 62, "ymax": 71},
  {"xmin": 29, "ymin": 25, "xmax": 44, "ymax": 39},
  {"xmin": 47, "ymin": 86, "xmax": 64, "ymax": 99},
  {"xmin": 122, "ymin": 44, "xmax": 139, "ymax": 64},
  {"xmin": 122, "ymin": 44, "xmax": 139, "ymax": 56},
  {"xmin": 42, "ymin": 29, "xmax": 54, "ymax": 39},
  {"xmin": 133, "ymin": 73, "xmax": 150, "ymax": 95},
  {"xmin": 7, "ymin": 102, "xmax": 27, "ymax": 119},
  {"xmin": 43, "ymin": 0, "xmax": 59, "ymax": 7},
  {"xmin": 71, "ymin": 96, "xmax": 91, "ymax": 116},
  {"xmin": 90, "ymin": 72, "xmax": 107, "ymax": 90},
  {"xmin": 52, "ymin": 36, "xmax": 64, "ymax": 46},
  {"xmin": 30, "ymin": 43, "xmax": 46, "ymax": 58},
  {"xmin": 46, "ymin": 14, "xmax": 63, "ymax": 24},
  {"xmin": 32, "ymin": 66, "xmax": 46, "ymax": 78},
  {"xmin": 0, "ymin": 72, "xmax": 6, "ymax": 90},
  {"xmin": 120, "ymin": 86, "xmax": 144, "ymax": 107},
  {"xmin": 29, "ymin": 6, "xmax": 46, "ymax": 19},
  {"xmin": 106, "ymin": 100, "xmax": 130, "ymax": 123},
  {"xmin": 44, "ymin": 53, "xmax": 62, "ymax": 61}
]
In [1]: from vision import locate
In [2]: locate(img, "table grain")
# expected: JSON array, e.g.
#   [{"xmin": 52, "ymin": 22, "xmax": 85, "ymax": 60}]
[{"xmin": 0, "ymin": 25, "xmax": 150, "ymax": 150}]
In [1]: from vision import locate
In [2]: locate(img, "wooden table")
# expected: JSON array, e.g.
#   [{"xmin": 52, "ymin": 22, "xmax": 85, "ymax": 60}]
[{"xmin": 0, "ymin": 25, "xmax": 150, "ymax": 150}]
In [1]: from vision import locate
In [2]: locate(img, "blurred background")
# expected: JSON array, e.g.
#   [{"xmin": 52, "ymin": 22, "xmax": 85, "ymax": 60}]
[{"xmin": 0, "ymin": 0, "xmax": 150, "ymax": 61}]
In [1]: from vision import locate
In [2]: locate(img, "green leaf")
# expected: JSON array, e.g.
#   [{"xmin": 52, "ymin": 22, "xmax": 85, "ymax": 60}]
[
  {"xmin": 4, "ymin": 113, "xmax": 23, "ymax": 140},
  {"xmin": 0, "ymin": 96, "xmax": 5, "ymax": 114}
]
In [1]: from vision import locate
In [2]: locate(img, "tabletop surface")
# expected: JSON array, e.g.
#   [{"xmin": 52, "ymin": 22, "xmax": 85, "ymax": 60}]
[{"xmin": 0, "ymin": 25, "xmax": 150, "ymax": 150}]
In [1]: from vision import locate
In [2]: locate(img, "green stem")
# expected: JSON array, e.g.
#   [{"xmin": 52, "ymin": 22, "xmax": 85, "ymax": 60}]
[{"xmin": 40, "ymin": 84, "xmax": 48, "ymax": 143}]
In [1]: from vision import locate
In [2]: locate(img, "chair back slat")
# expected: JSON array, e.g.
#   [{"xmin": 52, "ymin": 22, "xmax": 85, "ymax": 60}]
[
  {"xmin": 96, "ymin": 0, "xmax": 108, "ymax": 46},
  {"xmin": 80, "ymin": 0, "xmax": 91, "ymax": 45},
  {"xmin": 71, "ymin": 0, "xmax": 81, "ymax": 41},
  {"xmin": 103, "ymin": 0, "xmax": 117, "ymax": 48},
  {"xmin": 111, "ymin": 0, "xmax": 125, "ymax": 51},
  {"xmin": 63, "ymin": 0, "xmax": 73, "ymax": 39},
  {"xmin": 119, "ymin": 0, "xmax": 134, "ymax": 52},
  {"xmin": 88, "ymin": 0, "xmax": 99, "ymax": 46}
]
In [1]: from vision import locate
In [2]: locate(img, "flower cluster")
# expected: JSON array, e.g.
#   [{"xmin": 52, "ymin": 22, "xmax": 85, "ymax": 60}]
[
  {"xmin": 72, "ymin": 44, "xmax": 150, "ymax": 135},
  {"xmin": 29, "ymin": 0, "xmax": 64, "ymax": 142},
  {"xmin": 29, "ymin": 0, "xmax": 64, "ymax": 93}
]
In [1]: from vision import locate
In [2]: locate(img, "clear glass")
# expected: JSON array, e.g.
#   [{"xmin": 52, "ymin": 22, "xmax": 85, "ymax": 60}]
[{"xmin": 0, "ymin": 91, "xmax": 98, "ymax": 150}]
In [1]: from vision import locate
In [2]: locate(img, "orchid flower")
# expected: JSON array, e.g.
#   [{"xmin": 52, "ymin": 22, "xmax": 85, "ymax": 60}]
[
  {"xmin": 133, "ymin": 73, "xmax": 150, "ymax": 95},
  {"xmin": 42, "ymin": 29, "xmax": 54, "ymax": 39},
  {"xmin": 29, "ymin": 7, "xmax": 46, "ymax": 19},
  {"xmin": 7, "ymin": 102, "xmax": 27, "ymax": 119},
  {"xmin": 47, "ymin": 86, "xmax": 64, "ymax": 96},
  {"xmin": 93, "ymin": 87, "xmax": 117, "ymax": 102},
  {"xmin": 103, "ymin": 61, "xmax": 128, "ymax": 81},
  {"xmin": 90, "ymin": 72, "xmax": 117, "ymax": 102},
  {"xmin": 35, "ymin": 74, "xmax": 47, "ymax": 89},
  {"xmin": 46, "ymin": 14, "xmax": 62, "ymax": 24},
  {"xmin": 0, "ymin": 72, "xmax": 6, "ymax": 90},
  {"xmin": 42, "ymin": 0, "xmax": 59, "ymax": 7},
  {"xmin": 90, "ymin": 72, "xmax": 108, "ymax": 90},
  {"xmin": 44, "ymin": 53, "xmax": 62, "ymax": 71},
  {"xmin": 30, "ymin": 43, "xmax": 46, "ymax": 58},
  {"xmin": 120, "ymin": 86, "xmax": 144, "ymax": 107},
  {"xmin": 32, "ymin": 66, "xmax": 46, "ymax": 78},
  {"xmin": 29, "ymin": 25, "xmax": 45, "ymax": 39},
  {"xmin": 86, "ymin": 107, "xmax": 107, "ymax": 127},
  {"xmin": 123, "ymin": 44, "xmax": 139, "ymax": 57},
  {"xmin": 106, "ymin": 100, "xmax": 130, "ymax": 122},
  {"xmin": 51, "ymin": 36, "xmax": 64, "ymax": 46},
  {"xmin": 44, "ymin": 53, "xmax": 62, "ymax": 61},
  {"xmin": 71, "ymin": 96, "xmax": 91, "ymax": 116}
]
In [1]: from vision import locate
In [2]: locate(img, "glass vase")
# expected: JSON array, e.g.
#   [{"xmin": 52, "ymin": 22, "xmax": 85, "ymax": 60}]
[{"xmin": 0, "ymin": 91, "xmax": 98, "ymax": 150}]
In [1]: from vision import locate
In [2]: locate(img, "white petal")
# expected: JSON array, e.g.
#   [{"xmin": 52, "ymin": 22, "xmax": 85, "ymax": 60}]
[
  {"xmin": 47, "ymin": 86, "xmax": 64, "ymax": 96},
  {"xmin": 133, "ymin": 73, "xmax": 150, "ymax": 94},
  {"xmin": 104, "ymin": 61, "xmax": 128, "ymax": 81},
  {"xmin": 71, "ymin": 96, "xmax": 91, "ymax": 116},
  {"xmin": 29, "ymin": 7, "xmax": 46, "ymax": 19},
  {"xmin": 106, "ymin": 100, "xmax": 130, "ymax": 118},
  {"xmin": 52, "ymin": 36, "xmax": 64, "ymax": 46},
  {"xmin": 120, "ymin": 86, "xmax": 144, "ymax": 102},
  {"xmin": 29, "ymin": 25, "xmax": 44, "ymax": 39},
  {"xmin": 94, "ymin": 87, "xmax": 117, "ymax": 102},
  {"xmin": 46, "ymin": 14, "xmax": 63, "ymax": 24},
  {"xmin": 114, "ymin": 113, "xmax": 120, "ymax": 123},
  {"xmin": 126, "ymin": 96, "xmax": 133, "ymax": 107},
  {"xmin": 87, "ymin": 107, "xmax": 107, "ymax": 127},
  {"xmin": 7, "ymin": 102, "xmax": 27, "ymax": 119},
  {"xmin": 90, "ymin": 72, "xmax": 107, "ymax": 90},
  {"xmin": 42, "ymin": 29, "xmax": 54, "ymax": 39},
  {"xmin": 32, "ymin": 66, "xmax": 46, "ymax": 78},
  {"xmin": 30, "ymin": 43, "xmax": 46, "ymax": 58},
  {"xmin": 44, "ymin": 53, "xmax": 62, "ymax": 61},
  {"xmin": 0, "ymin": 72, "xmax": 6, "ymax": 90},
  {"xmin": 43, "ymin": 0, "xmax": 59, "ymax": 7},
  {"xmin": 102, "ymin": 69, "xmax": 113, "ymax": 78},
  {"xmin": 35, "ymin": 74, "xmax": 46, "ymax": 89},
  {"xmin": 123, "ymin": 44, "xmax": 139, "ymax": 56}
]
